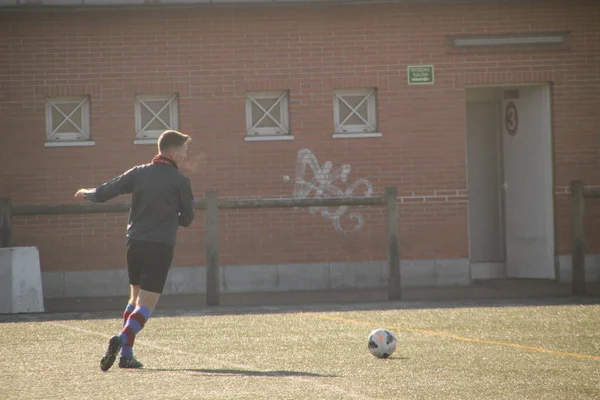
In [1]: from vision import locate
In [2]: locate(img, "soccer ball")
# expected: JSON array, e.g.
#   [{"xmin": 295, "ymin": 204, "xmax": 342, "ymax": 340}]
[{"xmin": 368, "ymin": 328, "xmax": 397, "ymax": 359}]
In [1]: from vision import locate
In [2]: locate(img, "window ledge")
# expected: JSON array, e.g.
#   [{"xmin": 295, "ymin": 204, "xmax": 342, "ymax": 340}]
[
  {"xmin": 332, "ymin": 132, "xmax": 382, "ymax": 139},
  {"xmin": 44, "ymin": 140, "xmax": 95, "ymax": 147},
  {"xmin": 134, "ymin": 138, "xmax": 159, "ymax": 145},
  {"xmin": 245, "ymin": 135, "xmax": 294, "ymax": 142}
]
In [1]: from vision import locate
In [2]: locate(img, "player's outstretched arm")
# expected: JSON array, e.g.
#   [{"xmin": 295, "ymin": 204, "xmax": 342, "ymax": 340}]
[{"xmin": 74, "ymin": 167, "xmax": 140, "ymax": 203}]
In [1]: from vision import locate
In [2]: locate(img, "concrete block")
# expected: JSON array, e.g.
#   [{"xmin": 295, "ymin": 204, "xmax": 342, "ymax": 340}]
[
  {"xmin": 400, "ymin": 260, "xmax": 435, "ymax": 287},
  {"xmin": 85, "ymin": 0, "xmax": 144, "ymax": 4},
  {"xmin": 165, "ymin": 266, "xmax": 206, "ymax": 294},
  {"xmin": 470, "ymin": 262, "xmax": 506, "ymax": 280},
  {"xmin": 64, "ymin": 269, "xmax": 126, "ymax": 297},
  {"xmin": 557, "ymin": 254, "xmax": 600, "ymax": 283},
  {"xmin": 330, "ymin": 261, "xmax": 387, "ymax": 290},
  {"xmin": 557, "ymin": 255, "xmax": 570, "ymax": 283},
  {"xmin": 0, "ymin": 251, "xmax": 12, "ymax": 311},
  {"xmin": 589, "ymin": 254, "xmax": 600, "ymax": 281},
  {"xmin": 41, "ymin": 0, "xmax": 81, "ymax": 5},
  {"xmin": 0, "ymin": 247, "xmax": 44, "ymax": 314},
  {"xmin": 157, "ymin": 0, "xmax": 210, "ymax": 3},
  {"xmin": 115, "ymin": 270, "xmax": 131, "ymax": 296},
  {"xmin": 42, "ymin": 271, "xmax": 65, "ymax": 299},
  {"xmin": 434, "ymin": 259, "xmax": 471, "ymax": 286},
  {"xmin": 276, "ymin": 263, "xmax": 330, "ymax": 291},
  {"xmin": 222, "ymin": 264, "xmax": 277, "ymax": 293}
]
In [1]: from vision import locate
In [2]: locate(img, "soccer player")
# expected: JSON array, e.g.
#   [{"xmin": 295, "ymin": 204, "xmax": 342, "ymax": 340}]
[{"xmin": 74, "ymin": 130, "xmax": 195, "ymax": 371}]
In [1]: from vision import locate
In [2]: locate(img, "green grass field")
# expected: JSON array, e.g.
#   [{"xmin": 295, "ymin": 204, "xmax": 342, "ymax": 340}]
[{"xmin": 1, "ymin": 299, "xmax": 599, "ymax": 400}]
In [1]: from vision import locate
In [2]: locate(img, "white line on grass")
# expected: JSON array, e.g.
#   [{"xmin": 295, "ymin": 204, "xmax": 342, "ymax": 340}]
[
  {"xmin": 50, "ymin": 321, "xmax": 380, "ymax": 400},
  {"xmin": 309, "ymin": 314, "xmax": 600, "ymax": 361}
]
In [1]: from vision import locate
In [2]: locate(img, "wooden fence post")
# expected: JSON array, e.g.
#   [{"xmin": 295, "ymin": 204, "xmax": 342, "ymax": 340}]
[
  {"xmin": 570, "ymin": 181, "xmax": 586, "ymax": 295},
  {"xmin": 0, "ymin": 198, "xmax": 13, "ymax": 248},
  {"xmin": 385, "ymin": 187, "xmax": 402, "ymax": 300},
  {"xmin": 205, "ymin": 191, "xmax": 220, "ymax": 306}
]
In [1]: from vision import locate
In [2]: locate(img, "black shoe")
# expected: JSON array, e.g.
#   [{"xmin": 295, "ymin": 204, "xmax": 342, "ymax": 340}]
[
  {"xmin": 100, "ymin": 335, "xmax": 122, "ymax": 372},
  {"xmin": 119, "ymin": 356, "xmax": 144, "ymax": 369}
]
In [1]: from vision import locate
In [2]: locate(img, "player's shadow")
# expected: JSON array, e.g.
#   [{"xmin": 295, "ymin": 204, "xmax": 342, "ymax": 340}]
[{"xmin": 141, "ymin": 368, "xmax": 338, "ymax": 378}]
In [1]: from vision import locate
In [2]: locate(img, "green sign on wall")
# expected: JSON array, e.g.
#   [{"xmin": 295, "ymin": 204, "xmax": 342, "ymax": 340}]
[{"xmin": 407, "ymin": 65, "xmax": 435, "ymax": 85}]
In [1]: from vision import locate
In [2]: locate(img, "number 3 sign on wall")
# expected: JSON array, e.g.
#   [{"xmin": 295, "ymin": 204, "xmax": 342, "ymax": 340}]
[{"xmin": 505, "ymin": 102, "xmax": 518, "ymax": 136}]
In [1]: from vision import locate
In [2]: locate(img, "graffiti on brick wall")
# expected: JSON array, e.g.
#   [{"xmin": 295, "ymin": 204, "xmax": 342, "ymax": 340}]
[{"xmin": 293, "ymin": 148, "xmax": 373, "ymax": 233}]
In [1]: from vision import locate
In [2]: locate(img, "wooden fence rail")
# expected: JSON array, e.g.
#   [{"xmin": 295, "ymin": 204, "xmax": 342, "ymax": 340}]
[
  {"xmin": 570, "ymin": 181, "xmax": 600, "ymax": 295},
  {"xmin": 0, "ymin": 187, "xmax": 401, "ymax": 305}
]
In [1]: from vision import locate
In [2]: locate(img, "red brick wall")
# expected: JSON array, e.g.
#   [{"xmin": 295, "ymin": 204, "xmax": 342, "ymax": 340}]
[{"xmin": 1, "ymin": 1, "xmax": 598, "ymax": 273}]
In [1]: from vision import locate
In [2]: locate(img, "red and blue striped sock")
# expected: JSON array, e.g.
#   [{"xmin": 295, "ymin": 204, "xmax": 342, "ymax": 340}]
[
  {"xmin": 118, "ymin": 305, "xmax": 151, "ymax": 359},
  {"xmin": 120, "ymin": 304, "xmax": 136, "ymax": 358}
]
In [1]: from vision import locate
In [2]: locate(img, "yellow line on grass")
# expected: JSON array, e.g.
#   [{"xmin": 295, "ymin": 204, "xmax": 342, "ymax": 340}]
[{"xmin": 308, "ymin": 314, "xmax": 600, "ymax": 361}]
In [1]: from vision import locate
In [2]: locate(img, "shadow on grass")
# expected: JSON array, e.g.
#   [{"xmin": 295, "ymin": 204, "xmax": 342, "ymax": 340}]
[
  {"xmin": 136, "ymin": 367, "xmax": 338, "ymax": 378},
  {"xmin": 378, "ymin": 356, "xmax": 410, "ymax": 361},
  {"xmin": 2, "ymin": 281, "xmax": 600, "ymax": 323}
]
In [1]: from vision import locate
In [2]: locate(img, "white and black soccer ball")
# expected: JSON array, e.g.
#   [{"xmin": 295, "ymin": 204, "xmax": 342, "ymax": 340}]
[{"xmin": 367, "ymin": 328, "xmax": 397, "ymax": 359}]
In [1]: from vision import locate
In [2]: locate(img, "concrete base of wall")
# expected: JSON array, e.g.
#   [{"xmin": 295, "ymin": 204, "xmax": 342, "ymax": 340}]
[
  {"xmin": 0, "ymin": 247, "xmax": 45, "ymax": 313},
  {"xmin": 42, "ymin": 259, "xmax": 471, "ymax": 298},
  {"xmin": 556, "ymin": 254, "xmax": 600, "ymax": 283},
  {"xmin": 40, "ymin": 255, "xmax": 600, "ymax": 299},
  {"xmin": 470, "ymin": 262, "xmax": 506, "ymax": 279}
]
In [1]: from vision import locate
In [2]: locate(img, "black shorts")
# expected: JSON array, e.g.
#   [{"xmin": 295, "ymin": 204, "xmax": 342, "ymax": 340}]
[{"xmin": 126, "ymin": 239, "xmax": 174, "ymax": 294}]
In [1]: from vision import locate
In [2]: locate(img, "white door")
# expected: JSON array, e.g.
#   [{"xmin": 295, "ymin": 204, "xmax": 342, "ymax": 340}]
[{"xmin": 502, "ymin": 85, "xmax": 555, "ymax": 278}]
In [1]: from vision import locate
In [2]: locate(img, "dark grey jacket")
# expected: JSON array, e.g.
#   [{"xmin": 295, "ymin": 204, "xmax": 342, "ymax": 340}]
[{"xmin": 84, "ymin": 162, "xmax": 195, "ymax": 245}]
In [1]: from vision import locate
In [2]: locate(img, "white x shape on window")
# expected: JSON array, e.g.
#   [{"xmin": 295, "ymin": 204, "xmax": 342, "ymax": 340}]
[
  {"xmin": 336, "ymin": 89, "xmax": 375, "ymax": 130},
  {"xmin": 250, "ymin": 92, "xmax": 288, "ymax": 132},
  {"xmin": 52, "ymin": 100, "xmax": 85, "ymax": 134},
  {"xmin": 139, "ymin": 95, "xmax": 176, "ymax": 132}
]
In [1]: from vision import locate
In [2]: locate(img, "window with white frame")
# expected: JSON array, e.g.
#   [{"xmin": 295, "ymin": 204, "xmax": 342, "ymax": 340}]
[
  {"xmin": 135, "ymin": 93, "xmax": 179, "ymax": 139},
  {"xmin": 246, "ymin": 91, "xmax": 290, "ymax": 136},
  {"xmin": 46, "ymin": 96, "xmax": 91, "ymax": 142},
  {"xmin": 333, "ymin": 88, "xmax": 378, "ymax": 134}
]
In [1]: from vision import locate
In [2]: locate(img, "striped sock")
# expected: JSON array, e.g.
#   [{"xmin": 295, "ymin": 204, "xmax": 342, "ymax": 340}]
[
  {"xmin": 120, "ymin": 304, "xmax": 136, "ymax": 358},
  {"xmin": 118, "ymin": 306, "xmax": 151, "ymax": 359},
  {"xmin": 122, "ymin": 304, "xmax": 136, "ymax": 326}
]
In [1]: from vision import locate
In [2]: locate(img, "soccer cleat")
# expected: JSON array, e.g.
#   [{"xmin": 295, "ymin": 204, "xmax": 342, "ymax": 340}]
[
  {"xmin": 119, "ymin": 356, "xmax": 144, "ymax": 369},
  {"xmin": 100, "ymin": 335, "xmax": 122, "ymax": 372}
]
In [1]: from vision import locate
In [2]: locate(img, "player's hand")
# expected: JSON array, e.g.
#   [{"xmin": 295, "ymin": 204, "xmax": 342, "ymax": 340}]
[{"xmin": 74, "ymin": 188, "xmax": 94, "ymax": 200}]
